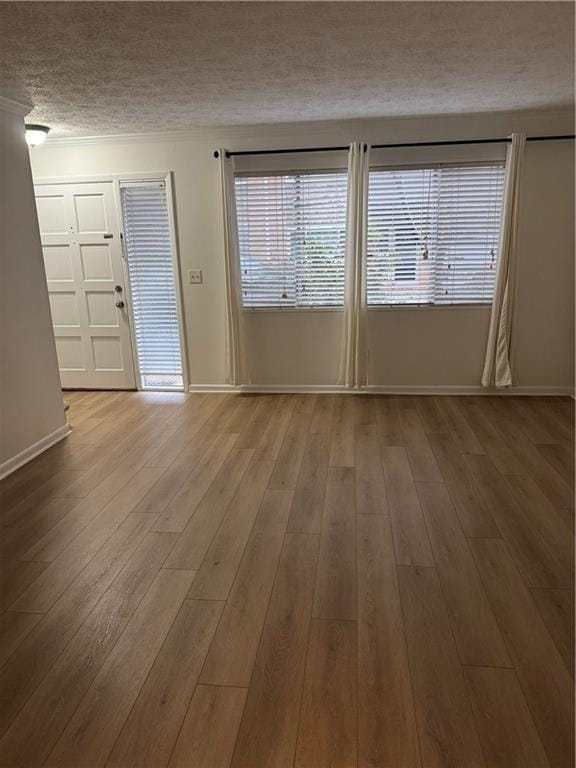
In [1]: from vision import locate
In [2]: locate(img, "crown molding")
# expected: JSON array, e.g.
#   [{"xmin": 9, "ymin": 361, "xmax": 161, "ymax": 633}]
[
  {"xmin": 42, "ymin": 128, "xmax": 220, "ymax": 147},
  {"xmin": 0, "ymin": 95, "xmax": 32, "ymax": 117},
  {"xmin": 37, "ymin": 106, "xmax": 575, "ymax": 149}
]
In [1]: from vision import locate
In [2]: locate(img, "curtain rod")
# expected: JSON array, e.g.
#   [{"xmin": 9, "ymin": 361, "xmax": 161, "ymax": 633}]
[{"xmin": 213, "ymin": 134, "xmax": 575, "ymax": 158}]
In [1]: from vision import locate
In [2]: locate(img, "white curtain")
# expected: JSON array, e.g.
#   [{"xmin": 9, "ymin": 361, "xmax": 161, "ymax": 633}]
[
  {"xmin": 219, "ymin": 149, "xmax": 250, "ymax": 385},
  {"xmin": 338, "ymin": 142, "xmax": 371, "ymax": 389},
  {"xmin": 481, "ymin": 132, "xmax": 526, "ymax": 388}
]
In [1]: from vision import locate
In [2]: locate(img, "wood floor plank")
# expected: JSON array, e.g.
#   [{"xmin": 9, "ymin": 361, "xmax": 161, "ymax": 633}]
[
  {"xmin": 414, "ymin": 396, "xmax": 450, "ymax": 433},
  {"xmin": 0, "ymin": 498, "xmax": 79, "ymax": 563},
  {"xmin": 436, "ymin": 397, "xmax": 485, "ymax": 455},
  {"xmin": 0, "ymin": 612, "xmax": 42, "ymax": 671},
  {"xmin": 354, "ymin": 395, "xmax": 377, "ymax": 426},
  {"xmin": 253, "ymin": 395, "xmax": 297, "ymax": 462},
  {"xmin": 313, "ymin": 466, "xmax": 356, "ymax": 620},
  {"xmin": 467, "ymin": 455, "xmax": 572, "ymax": 588},
  {"xmin": 375, "ymin": 396, "xmax": 404, "ymax": 447},
  {"xmin": 464, "ymin": 666, "xmax": 550, "ymax": 768},
  {"xmin": 153, "ymin": 432, "xmax": 239, "ymax": 533},
  {"xmin": 294, "ymin": 619, "xmax": 357, "ymax": 768},
  {"xmin": 506, "ymin": 473, "xmax": 573, "ymax": 576},
  {"xmin": 0, "ymin": 560, "xmax": 49, "ymax": 611},
  {"xmin": 428, "ymin": 432, "xmax": 500, "ymax": 538},
  {"xmin": 0, "ymin": 513, "xmax": 157, "ymax": 739},
  {"xmin": 416, "ymin": 481, "xmax": 511, "ymax": 667},
  {"xmin": 130, "ymin": 430, "xmax": 220, "ymax": 517},
  {"xmin": 231, "ymin": 533, "xmax": 319, "ymax": 768},
  {"xmin": 20, "ymin": 436, "xmax": 174, "ymax": 562},
  {"xmin": 530, "ymin": 587, "xmax": 574, "ymax": 678},
  {"xmin": 187, "ymin": 460, "xmax": 275, "ymax": 600},
  {"xmin": 286, "ymin": 432, "xmax": 330, "ymax": 533},
  {"xmin": 0, "ymin": 446, "xmax": 83, "ymax": 513},
  {"xmin": 398, "ymin": 565, "xmax": 485, "ymax": 768},
  {"xmin": 0, "ymin": 470, "xmax": 86, "ymax": 527},
  {"xmin": 491, "ymin": 418, "xmax": 573, "ymax": 509},
  {"xmin": 235, "ymin": 396, "xmax": 279, "ymax": 449},
  {"xmin": 329, "ymin": 395, "xmax": 355, "ymax": 467},
  {"xmin": 381, "ymin": 447, "xmax": 434, "ymax": 567},
  {"xmin": 12, "ymin": 467, "xmax": 166, "ymax": 612},
  {"xmin": 225, "ymin": 395, "xmax": 260, "ymax": 433},
  {"xmin": 469, "ymin": 538, "xmax": 574, "ymax": 768},
  {"xmin": 536, "ymin": 443, "xmax": 575, "ymax": 489},
  {"xmin": 400, "ymin": 408, "xmax": 443, "ymax": 482},
  {"xmin": 163, "ymin": 448, "xmax": 254, "ymax": 570},
  {"xmin": 143, "ymin": 394, "xmax": 225, "ymax": 469},
  {"xmin": 464, "ymin": 403, "xmax": 525, "ymax": 475},
  {"xmin": 106, "ymin": 599, "xmax": 223, "ymax": 768},
  {"xmin": 268, "ymin": 409, "xmax": 312, "ymax": 490},
  {"xmin": 295, "ymin": 393, "xmax": 317, "ymax": 415},
  {"xmin": 168, "ymin": 685, "xmax": 247, "ymax": 768},
  {"xmin": 0, "ymin": 532, "xmax": 178, "ymax": 768},
  {"xmin": 0, "ymin": 391, "xmax": 572, "ymax": 766},
  {"xmin": 203, "ymin": 395, "xmax": 243, "ymax": 434},
  {"xmin": 55, "ymin": 412, "xmax": 173, "ymax": 498},
  {"xmin": 491, "ymin": 397, "xmax": 557, "ymax": 445},
  {"xmin": 200, "ymin": 489, "xmax": 293, "ymax": 687},
  {"xmin": 310, "ymin": 393, "xmax": 335, "ymax": 434},
  {"xmin": 355, "ymin": 424, "xmax": 387, "ymax": 515},
  {"xmin": 45, "ymin": 568, "xmax": 195, "ymax": 768},
  {"xmin": 532, "ymin": 399, "xmax": 574, "ymax": 444},
  {"xmin": 357, "ymin": 515, "xmax": 420, "ymax": 768}
]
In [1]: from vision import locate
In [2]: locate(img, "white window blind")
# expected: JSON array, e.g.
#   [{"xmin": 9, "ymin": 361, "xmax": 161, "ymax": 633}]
[
  {"xmin": 120, "ymin": 182, "xmax": 183, "ymax": 389},
  {"xmin": 235, "ymin": 171, "xmax": 348, "ymax": 308},
  {"xmin": 367, "ymin": 163, "xmax": 505, "ymax": 306}
]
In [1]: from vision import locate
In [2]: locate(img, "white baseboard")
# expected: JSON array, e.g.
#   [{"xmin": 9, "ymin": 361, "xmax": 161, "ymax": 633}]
[
  {"xmin": 189, "ymin": 383, "xmax": 347, "ymax": 394},
  {"xmin": 362, "ymin": 384, "xmax": 576, "ymax": 396},
  {"xmin": 0, "ymin": 424, "xmax": 71, "ymax": 481},
  {"xmin": 190, "ymin": 383, "xmax": 575, "ymax": 396}
]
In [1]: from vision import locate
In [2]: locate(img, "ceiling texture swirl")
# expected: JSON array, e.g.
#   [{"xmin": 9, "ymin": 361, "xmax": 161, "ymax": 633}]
[{"xmin": 0, "ymin": 1, "xmax": 573, "ymax": 137}]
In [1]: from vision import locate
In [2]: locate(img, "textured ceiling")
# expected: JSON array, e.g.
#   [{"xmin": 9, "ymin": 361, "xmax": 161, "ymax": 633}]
[{"xmin": 0, "ymin": 1, "xmax": 573, "ymax": 136}]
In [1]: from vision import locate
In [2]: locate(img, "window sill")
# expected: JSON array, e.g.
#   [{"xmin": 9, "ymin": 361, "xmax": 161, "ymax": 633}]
[
  {"xmin": 242, "ymin": 303, "xmax": 492, "ymax": 313},
  {"xmin": 243, "ymin": 307, "xmax": 343, "ymax": 314},
  {"xmin": 367, "ymin": 303, "xmax": 492, "ymax": 312}
]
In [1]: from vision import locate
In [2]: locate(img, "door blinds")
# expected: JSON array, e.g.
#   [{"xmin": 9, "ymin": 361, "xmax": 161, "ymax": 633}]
[{"xmin": 120, "ymin": 182, "xmax": 183, "ymax": 389}]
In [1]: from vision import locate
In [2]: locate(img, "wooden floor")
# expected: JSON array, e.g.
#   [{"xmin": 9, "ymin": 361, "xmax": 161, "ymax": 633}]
[{"xmin": 0, "ymin": 391, "xmax": 573, "ymax": 768}]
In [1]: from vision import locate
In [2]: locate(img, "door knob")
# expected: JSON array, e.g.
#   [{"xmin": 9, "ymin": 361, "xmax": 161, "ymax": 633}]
[
  {"xmin": 115, "ymin": 300, "xmax": 125, "ymax": 309},
  {"xmin": 114, "ymin": 285, "xmax": 123, "ymax": 292}
]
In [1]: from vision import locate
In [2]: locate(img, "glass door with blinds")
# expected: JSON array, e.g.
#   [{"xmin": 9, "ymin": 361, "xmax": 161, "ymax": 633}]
[{"xmin": 120, "ymin": 180, "xmax": 185, "ymax": 390}]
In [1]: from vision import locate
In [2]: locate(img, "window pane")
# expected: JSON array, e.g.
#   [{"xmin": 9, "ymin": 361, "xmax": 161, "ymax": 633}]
[
  {"xmin": 120, "ymin": 183, "xmax": 184, "ymax": 390},
  {"xmin": 367, "ymin": 164, "xmax": 505, "ymax": 306},
  {"xmin": 235, "ymin": 172, "xmax": 348, "ymax": 308}
]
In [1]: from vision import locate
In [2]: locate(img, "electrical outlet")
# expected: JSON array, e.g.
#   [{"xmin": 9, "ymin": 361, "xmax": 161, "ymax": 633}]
[{"xmin": 188, "ymin": 269, "xmax": 203, "ymax": 284}]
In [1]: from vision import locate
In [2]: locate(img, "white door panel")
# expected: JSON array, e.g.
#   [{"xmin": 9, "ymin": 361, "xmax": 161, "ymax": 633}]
[{"xmin": 35, "ymin": 181, "xmax": 136, "ymax": 389}]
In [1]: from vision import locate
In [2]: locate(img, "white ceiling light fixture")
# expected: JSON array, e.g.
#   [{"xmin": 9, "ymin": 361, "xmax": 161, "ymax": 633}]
[{"xmin": 25, "ymin": 123, "xmax": 50, "ymax": 147}]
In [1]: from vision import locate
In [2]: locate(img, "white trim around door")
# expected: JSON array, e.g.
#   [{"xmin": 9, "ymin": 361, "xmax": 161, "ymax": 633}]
[{"xmin": 34, "ymin": 171, "xmax": 189, "ymax": 392}]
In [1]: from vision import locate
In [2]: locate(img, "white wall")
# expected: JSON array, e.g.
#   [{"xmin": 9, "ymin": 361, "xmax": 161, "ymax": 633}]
[
  {"xmin": 30, "ymin": 109, "xmax": 575, "ymax": 393},
  {"xmin": 0, "ymin": 100, "xmax": 68, "ymax": 477}
]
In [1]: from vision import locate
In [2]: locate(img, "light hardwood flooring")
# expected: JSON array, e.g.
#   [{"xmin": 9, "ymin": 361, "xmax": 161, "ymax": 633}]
[{"xmin": 0, "ymin": 391, "xmax": 573, "ymax": 768}]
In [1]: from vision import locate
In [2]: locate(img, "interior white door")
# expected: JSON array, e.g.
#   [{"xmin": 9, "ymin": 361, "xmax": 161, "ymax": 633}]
[{"xmin": 35, "ymin": 181, "xmax": 136, "ymax": 389}]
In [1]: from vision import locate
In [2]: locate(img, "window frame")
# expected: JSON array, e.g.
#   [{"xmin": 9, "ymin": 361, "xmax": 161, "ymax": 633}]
[
  {"xmin": 366, "ymin": 159, "xmax": 506, "ymax": 310},
  {"xmin": 234, "ymin": 166, "xmax": 349, "ymax": 312}
]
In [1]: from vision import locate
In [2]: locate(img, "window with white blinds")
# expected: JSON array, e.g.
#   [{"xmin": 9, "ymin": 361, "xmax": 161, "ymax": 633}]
[
  {"xmin": 367, "ymin": 163, "xmax": 505, "ymax": 306},
  {"xmin": 120, "ymin": 182, "xmax": 183, "ymax": 389},
  {"xmin": 235, "ymin": 171, "xmax": 348, "ymax": 308}
]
